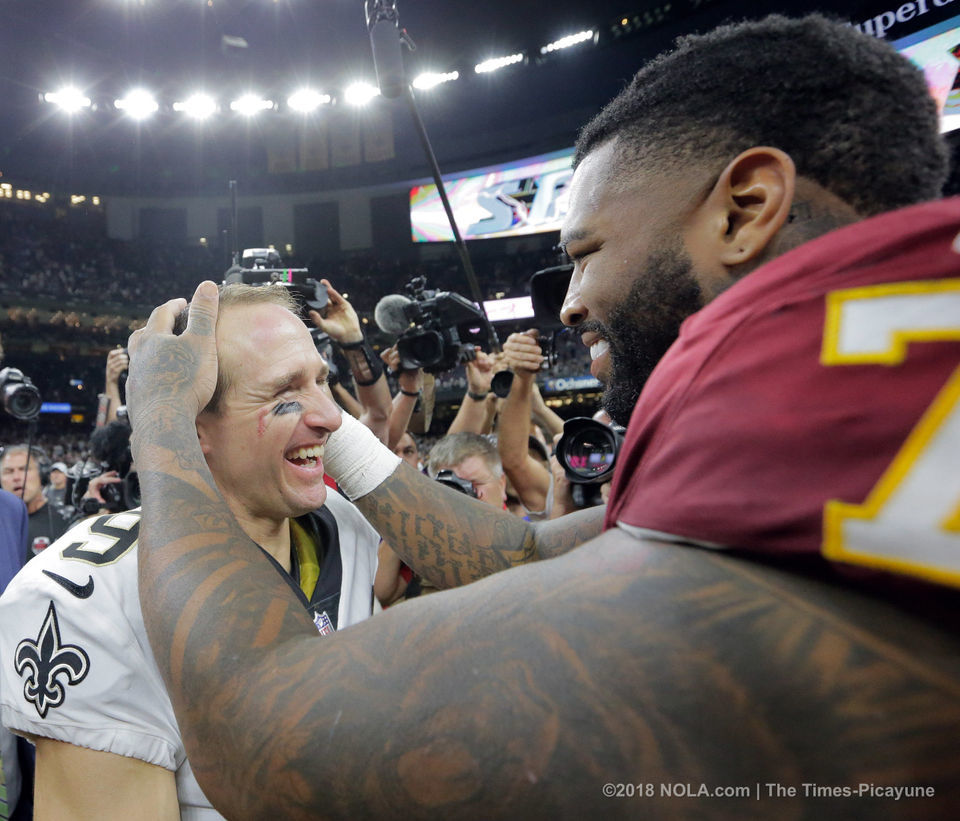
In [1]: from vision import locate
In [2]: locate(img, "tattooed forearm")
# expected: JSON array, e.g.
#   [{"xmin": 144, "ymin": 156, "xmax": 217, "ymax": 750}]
[
  {"xmin": 353, "ymin": 465, "xmax": 605, "ymax": 589},
  {"xmin": 354, "ymin": 463, "xmax": 539, "ymax": 589}
]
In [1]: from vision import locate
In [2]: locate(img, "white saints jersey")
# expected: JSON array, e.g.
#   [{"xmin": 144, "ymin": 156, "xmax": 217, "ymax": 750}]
[{"xmin": 0, "ymin": 491, "xmax": 380, "ymax": 820}]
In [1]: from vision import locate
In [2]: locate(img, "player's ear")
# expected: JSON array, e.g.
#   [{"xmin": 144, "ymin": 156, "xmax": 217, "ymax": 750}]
[
  {"xmin": 694, "ymin": 147, "xmax": 796, "ymax": 268},
  {"xmin": 195, "ymin": 414, "xmax": 214, "ymax": 456}
]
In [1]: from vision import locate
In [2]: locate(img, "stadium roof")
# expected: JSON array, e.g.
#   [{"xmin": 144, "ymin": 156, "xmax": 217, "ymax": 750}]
[{"xmin": 0, "ymin": 1, "xmax": 934, "ymax": 195}]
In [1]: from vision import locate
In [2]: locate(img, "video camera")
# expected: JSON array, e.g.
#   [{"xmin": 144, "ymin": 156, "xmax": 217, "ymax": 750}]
[
  {"xmin": 434, "ymin": 468, "xmax": 478, "ymax": 499},
  {"xmin": 374, "ymin": 276, "xmax": 487, "ymax": 374},
  {"xmin": 224, "ymin": 248, "xmax": 330, "ymax": 315},
  {"xmin": 554, "ymin": 416, "xmax": 625, "ymax": 485},
  {"xmin": 0, "ymin": 367, "xmax": 42, "ymax": 420},
  {"xmin": 67, "ymin": 417, "xmax": 140, "ymax": 516},
  {"xmin": 224, "ymin": 247, "xmax": 333, "ymax": 363},
  {"xmin": 488, "ymin": 263, "xmax": 573, "ymax": 398}
]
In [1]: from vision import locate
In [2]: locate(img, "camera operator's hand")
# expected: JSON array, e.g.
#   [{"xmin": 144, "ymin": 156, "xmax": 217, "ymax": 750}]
[
  {"xmin": 82, "ymin": 470, "xmax": 122, "ymax": 507},
  {"xmin": 503, "ymin": 329, "xmax": 545, "ymax": 375},
  {"xmin": 127, "ymin": 282, "xmax": 220, "ymax": 444},
  {"xmin": 549, "ymin": 433, "xmax": 578, "ymax": 519},
  {"xmin": 381, "ymin": 345, "xmax": 424, "ymax": 395},
  {"xmin": 309, "ymin": 279, "xmax": 363, "ymax": 346},
  {"xmin": 465, "ymin": 350, "xmax": 496, "ymax": 395},
  {"xmin": 106, "ymin": 347, "xmax": 129, "ymax": 387},
  {"xmin": 380, "ymin": 344, "xmax": 401, "ymax": 374}
]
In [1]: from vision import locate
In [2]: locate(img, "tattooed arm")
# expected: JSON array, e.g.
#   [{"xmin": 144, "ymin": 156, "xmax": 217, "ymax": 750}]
[{"xmin": 352, "ymin": 463, "xmax": 604, "ymax": 589}]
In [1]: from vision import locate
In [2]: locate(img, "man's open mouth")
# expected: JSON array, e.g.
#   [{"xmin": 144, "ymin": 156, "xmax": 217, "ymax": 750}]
[
  {"xmin": 590, "ymin": 339, "xmax": 610, "ymax": 361},
  {"xmin": 285, "ymin": 445, "xmax": 324, "ymax": 468}
]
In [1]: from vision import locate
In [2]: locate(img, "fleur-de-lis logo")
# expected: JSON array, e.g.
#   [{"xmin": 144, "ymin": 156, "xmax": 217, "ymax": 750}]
[{"xmin": 14, "ymin": 601, "xmax": 90, "ymax": 718}]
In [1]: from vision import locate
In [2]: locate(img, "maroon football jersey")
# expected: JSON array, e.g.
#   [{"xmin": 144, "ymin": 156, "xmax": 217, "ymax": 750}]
[{"xmin": 605, "ymin": 198, "xmax": 960, "ymax": 588}]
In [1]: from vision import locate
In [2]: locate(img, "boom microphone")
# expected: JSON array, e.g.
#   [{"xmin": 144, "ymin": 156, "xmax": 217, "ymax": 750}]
[
  {"xmin": 366, "ymin": 0, "xmax": 405, "ymax": 99},
  {"xmin": 374, "ymin": 293, "xmax": 415, "ymax": 336}
]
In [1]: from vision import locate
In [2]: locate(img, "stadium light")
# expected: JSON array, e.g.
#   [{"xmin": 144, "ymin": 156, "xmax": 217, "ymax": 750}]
[
  {"xmin": 474, "ymin": 53, "xmax": 524, "ymax": 74},
  {"xmin": 287, "ymin": 88, "xmax": 331, "ymax": 113},
  {"xmin": 230, "ymin": 94, "xmax": 274, "ymax": 115},
  {"xmin": 540, "ymin": 30, "xmax": 595, "ymax": 54},
  {"xmin": 173, "ymin": 93, "xmax": 217, "ymax": 120},
  {"xmin": 412, "ymin": 70, "xmax": 459, "ymax": 90},
  {"xmin": 343, "ymin": 82, "xmax": 380, "ymax": 106},
  {"xmin": 115, "ymin": 89, "xmax": 159, "ymax": 120},
  {"xmin": 43, "ymin": 87, "xmax": 92, "ymax": 113}
]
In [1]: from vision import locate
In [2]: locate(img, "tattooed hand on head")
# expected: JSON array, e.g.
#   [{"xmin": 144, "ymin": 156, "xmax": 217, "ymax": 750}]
[{"xmin": 126, "ymin": 280, "xmax": 220, "ymax": 455}]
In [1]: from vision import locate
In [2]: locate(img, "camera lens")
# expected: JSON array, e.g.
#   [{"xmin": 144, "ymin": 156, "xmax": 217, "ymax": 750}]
[
  {"xmin": 490, "ymin": 370, "xmax": 514, "ymax": 398},
  {"xmin": 555, "ymin": 417, "xmax": 624, "ymax": 484},
  {"xmin": 7, "ymin": 384, "xmax": 42, "ymax": 420},
  {"xmin": 0, "ymin": 368, "xmax": 42, "ymax": 421},
  {"xmin": 399, "ymin": 330, "xmax": 444, "ymax": 368},
  {"xmin": 563, "ymin": 427, "xmax": 615, "ymax": 480}
]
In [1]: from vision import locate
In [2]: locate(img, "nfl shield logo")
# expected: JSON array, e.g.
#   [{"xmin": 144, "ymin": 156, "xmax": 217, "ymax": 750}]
[
  {"xmin": 32, "ymin": 537, "xmax": 51, "ymax": 556},
  {"xmin": 312, "ymin": 610, "xmax": 335, "ymax": 636}
]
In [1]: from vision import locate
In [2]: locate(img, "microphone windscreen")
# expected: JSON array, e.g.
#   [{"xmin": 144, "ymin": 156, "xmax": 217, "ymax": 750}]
[
  {"xmin": 374, "ymin": 294, "xmax": 414, "ymax": 335},
  {"xmin": 369, "ymin": 18, "xmax": 404, "ymax": 99}
]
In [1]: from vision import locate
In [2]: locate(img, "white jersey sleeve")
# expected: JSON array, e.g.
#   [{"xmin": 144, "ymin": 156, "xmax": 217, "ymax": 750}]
[
  {"xmin": 0, "ymin": 510, "xmax": 184, "ymax": 771},
  {"xmin": 323, "ymin": 490, "xmax": 382, "ymax": 627}
]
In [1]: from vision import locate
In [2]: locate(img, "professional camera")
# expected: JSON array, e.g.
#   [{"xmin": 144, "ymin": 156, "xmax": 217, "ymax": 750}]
[
  {"xmin": 529, "ymin": 263, "xmax": 572, "ymax": 329},
  {"xmin": 433, "ymin": 469, "xmax": 478, "ymax": 499},
  {"xmin": 554, "ymin": 417, "xmax": 625, "ymax": 485},
  {"xmin": 67, "ymin": 419, "xmax": 140, "ymax": 516},
  {"xmin": 489, "ymin": 264, "xmax": 574, "ymax": 398},
  {"xmin": 224, "ymin": 247, "xmax": 329, "ymax": 314},
  {"xmin": 0, "ymin": 366, "xmax": 42, "ymax": 420},
  {"xmin": 374, "ymin": 277, "xmax": 486, "ymax": 373},
  {"xmin": 310, "ymin": 330, "xmax": 341, "ymax": 386}
]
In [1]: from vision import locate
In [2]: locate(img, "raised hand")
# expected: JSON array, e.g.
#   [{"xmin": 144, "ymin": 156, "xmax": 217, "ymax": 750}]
[
  {"xmin": 503, "ymin": 329, "xmax": 545, "ymax": 374},
  {"xmin": 126, "ymin": 280, "xmax": 220, "ymax": 453},
  {"xmin": 465, "ymin": 349, "xmax": 496, "ymax": 395},
  {"xmin": 105, "ymin": 346, "xmax": 129, "ymax": 387},
  {"xmin": 309, "ymin": 279, "xmax": 363, "ymax": 345}
]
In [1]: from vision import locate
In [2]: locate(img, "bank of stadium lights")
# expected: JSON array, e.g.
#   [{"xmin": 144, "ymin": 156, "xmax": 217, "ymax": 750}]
[
  {"xmin": 474, "ymin": 53, "xmax": 524, "ymax": 74},
  {"xmin": 287, "ymin": 88, "xmax": 331, "ymax": 113},
  {"xmin": 115, "ymin": 89, "xmax": 159, "ymax": 120},
  {"xmin": 0, "ymin": 183, "xmax": 91, "ymax": 206},
  {"xmin": 42, "ymin": 87, "xmax": 92, "ymax": 113},
  {"xmin": 173, "ymin": 93, "xmax": 217, "ymax": 120},
  {"xmin": 344, "ymin": 82, "xmax": 379, "ymax": 106},
  {"xmin": 230, "ymin": 94, "xmax": 274, "ymax": 115},
  {"xmin": 540, "ymin": 30, "xmax": 595, "ymax": 54},
  {"xmin": 412, "ymin": 70, "xmax": 459, "ymax": 90}
]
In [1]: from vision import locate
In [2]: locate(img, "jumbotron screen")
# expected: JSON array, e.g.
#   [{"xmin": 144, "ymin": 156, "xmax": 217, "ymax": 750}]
[
  {"xmin": 892, "ymin": 14, "xmax": 960, "ymax": 133},
  {"xmin": 410, "ymin": 149, "xmax": 573, "ymax": 242}
]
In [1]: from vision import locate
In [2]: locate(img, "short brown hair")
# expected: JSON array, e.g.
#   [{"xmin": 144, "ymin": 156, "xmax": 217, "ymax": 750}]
[
  {"xmin": 173, "ymin": 283, "xmax": 302, "ymax": 414},
  {"xmin": 427, "ymin": 432, "xmax": 502, "ymax": 479}
]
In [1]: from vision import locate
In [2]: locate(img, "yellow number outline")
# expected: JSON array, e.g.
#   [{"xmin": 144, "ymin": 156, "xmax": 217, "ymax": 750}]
[{"xmin": 821, "ymin": 279, "xmax": 960, "ymax": 587}]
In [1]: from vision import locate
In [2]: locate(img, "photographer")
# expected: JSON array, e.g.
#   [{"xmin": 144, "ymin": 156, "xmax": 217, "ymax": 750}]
[
  {"xmin": 309, "ymin": 278, "xmax": 392, "ymax": 444},
  {"xmin": 445, "ymin": 349, "xmax": 500, "ymax": 435},
  {"xmin": 379, "ymin": 344, "xmax": 435, "ymax": 450},
  {"xmin": 97, "ymin": 346, "xmax": 129, "ymax": 428},
  {"xmin": 65, "ymin": 420, "xmax": 135, "ymax": 520},
  {"xmin": 496, "ymin": 329, "xmax": 563, "ymax": 520}
]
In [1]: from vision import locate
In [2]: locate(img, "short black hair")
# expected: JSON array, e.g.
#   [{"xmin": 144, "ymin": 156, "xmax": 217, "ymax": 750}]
[{"xmin": 575, "ymin": 15, "xmax": 948, "ymax": 216}]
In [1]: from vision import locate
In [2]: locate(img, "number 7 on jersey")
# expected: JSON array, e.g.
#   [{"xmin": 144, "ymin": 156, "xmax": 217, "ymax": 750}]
[{"xmin": 820, "ymin": 278, "xmax": 960, "ymax": 587}]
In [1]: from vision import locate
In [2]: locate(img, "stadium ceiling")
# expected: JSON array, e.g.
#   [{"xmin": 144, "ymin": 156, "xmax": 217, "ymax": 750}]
[{"xmin": 0, "ymin": 0, "xmax": 922, "ymax": 196}]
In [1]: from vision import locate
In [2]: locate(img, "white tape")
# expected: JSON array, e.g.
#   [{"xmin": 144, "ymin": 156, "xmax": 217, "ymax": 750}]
[{"xmin": 323, "ymin": 411, "xmax": 401, "ymax": 500}]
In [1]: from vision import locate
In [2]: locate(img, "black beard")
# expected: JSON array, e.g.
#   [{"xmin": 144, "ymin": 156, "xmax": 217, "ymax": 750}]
[{"xmin": 596, "ymin": 245, "xmax": 704, "ymax": 426}]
